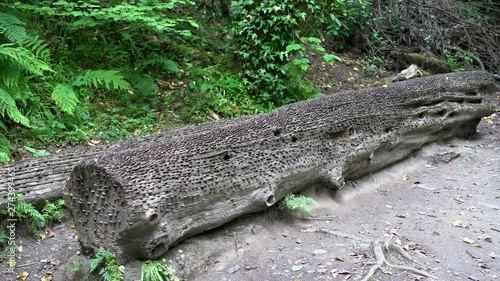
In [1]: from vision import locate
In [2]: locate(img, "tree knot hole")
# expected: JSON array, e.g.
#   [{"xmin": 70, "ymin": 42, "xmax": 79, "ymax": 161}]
[
  {"xmin": 148, "ymin": 213, "xmax": 159, "ymax": 224},
  {"xmin": 150, "ymin": 242, "xmax": 167, "ymax": 258},
  {"xmin": 266, "ymin": 195, "xmax": 276, "ymax": 206}
]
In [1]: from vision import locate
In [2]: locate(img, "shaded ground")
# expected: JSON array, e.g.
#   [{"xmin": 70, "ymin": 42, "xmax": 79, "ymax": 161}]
[{"xmin": 1, "ymin": 57, "xmax": 499, "ymax": 281}]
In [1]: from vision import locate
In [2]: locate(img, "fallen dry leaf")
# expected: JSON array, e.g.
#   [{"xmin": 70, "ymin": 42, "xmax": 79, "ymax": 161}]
[
  {"xmin": 87, "ymin": 139, "xmax": 100, "ymax": 146},
  {"xmin": 335, "ymin": 257, "xmax": 345, "ymax": 262},
  {"xmin": 454, "ymin": 195, "xmax": 465, "ymax": 204},
  {"xmin": 463, "ymin": 237, "xmax": 475, "ymax": 244},
  {"xmin": 47, "ymin": 229, "xmax": 56, "ymax": 238},
  {"xmin": 16, "ymin": 272, "xmax": 29, "ymax": 280},
  {"xmin": 483, "ymin": 237, "xmax": 492, "ymax": 243},
  {"xmin": 39, "ymin": 230, "xmax": 46, "ymax": 240}
]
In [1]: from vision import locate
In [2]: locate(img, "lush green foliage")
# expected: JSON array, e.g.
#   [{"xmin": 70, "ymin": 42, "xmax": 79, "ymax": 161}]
[
  {"xmin": 233, "ymin": 0, "xmax": 340, "ymax": 106},
  {"xmin": 0, "ymin": 0, "xmax": 372, "ymax": 161},
  {"xmin": 91, "ymin": 248, "xmax": 124, "ymax": 281},
  {"xmin": 231, "ymin": 0, "xmax": 370, "ymax": 106},
  {"xmin": 141, "ymin": 259, "xmax": 181, "ymax": 281},
  {"xmin": 280, "ymin": 193, "xmax": 318, "ymax": 214},
  {"xmin": 323, "ymin": 0, "xmax": 372, "ymax": 50}
]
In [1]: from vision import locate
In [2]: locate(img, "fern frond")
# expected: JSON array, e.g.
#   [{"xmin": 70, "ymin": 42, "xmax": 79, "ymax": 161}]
[
  {"xmin": 90, "ymin": 248, "xmax": 107, "ymax": 273},
  {"xmin": 23, "ymin": 35, "xmax": 51, "ymax": 61},
  {"xmin": 280, "ymin": 193, "xmax": 318, "ymax": 214},
  {"xmin": 73, "ymin": 70, "xmax": 131, "ymax": 91},
  {"xmin": 91, "ymin": 248, "xmax": 124, "ymax": 281},
  {"xmin": 0, "ymin": 119, "xmax": 7, "ymax": 131},
  {"xmin": 0, "ymin": 87, "xmax": 30, "ymax": 126},
  {"xmin": 52, "ymin": 84, "xmax": 78, "ymax": 115},
  {"xmin": 0, "ymin": 193, "xmax": 47, "ymax": 235},
  {"xmin": 42, "ymin": 199, "xmax": 66, "ymax": 227},
  {"xmin": 0, "ymin": 43, "xmax": 52, "ymax": 75},
  {"xmin": 0, "ymin": 65, "xmax": 22, "ymax": 90},
  {"xmin": 0, "ymin": 133, "xmax": 11, "ymax": 163},
  {"xmin": 141, "ymin": 54, "xmax": 180, "ymax": 74},
  {"xmin": 142, "ymin": 259, "xmax": 178, "ymax": 281},
  {"xmin": 0, "ymin": 12, "xmax": 28, "ymax": 45}
]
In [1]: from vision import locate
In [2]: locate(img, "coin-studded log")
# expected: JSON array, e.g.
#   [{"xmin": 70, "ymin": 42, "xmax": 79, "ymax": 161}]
[{"xmin": 64, "ymin": 71, "xmax": 499, "ymax": 261}]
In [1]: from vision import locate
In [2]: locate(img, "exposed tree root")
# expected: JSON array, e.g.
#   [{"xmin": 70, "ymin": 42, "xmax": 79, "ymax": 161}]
[{"xmin": 303, "ymin": 228, "xmax": 437, "ymax": 280}]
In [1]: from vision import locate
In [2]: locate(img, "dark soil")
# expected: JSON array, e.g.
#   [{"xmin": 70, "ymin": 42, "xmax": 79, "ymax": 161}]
[{"xmin": 1, "ymin": 56, "xmax": 499, "ymax": 281}]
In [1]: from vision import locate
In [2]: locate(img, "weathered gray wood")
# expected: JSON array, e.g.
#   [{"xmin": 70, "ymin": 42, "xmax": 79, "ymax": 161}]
[
  {"xmin": 0, "ymin": 146, "xmax": 106, "ymax": 210},
  {"xmin": 0, "ymin": 119, "xmax": 246, "ymax": 210},
  {"xmin": 63, "ymin": 71, "xmax": 499, "ymax": 261}
]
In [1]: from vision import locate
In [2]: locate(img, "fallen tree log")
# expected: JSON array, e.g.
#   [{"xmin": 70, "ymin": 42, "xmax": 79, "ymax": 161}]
[
  {"xmin": 63, "ymin": 71, "xmax": 499, "ymax": 261},
  {"xmin": 0, "ymin": 118, "xmax": 246, "ymax": 210}
]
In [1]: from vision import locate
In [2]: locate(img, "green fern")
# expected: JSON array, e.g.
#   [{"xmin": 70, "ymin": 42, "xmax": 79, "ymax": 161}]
[
  {"xmin": 0, "ymin": 44, "xmax": 52, "ymax": 75},
  {"xmin": 42, "ymin": 199, "xmax": 66, "ymax": 227},
  {"xmin": 0, "ymin": 87, "xmax": 29, "ymax": 126},
  {"xmin": 0, "ymin": 133, "xmax": 10, "ymax": 163},
  {"xmin": 141, "ymin": 259, "xmax": 180, "ymax": 281},
  {"xmin": 0, "ymin": 12, "xmax": 28, "ymax": 45},
  {"xmin": 73, "ymin": 70, "xmax": 131, "ymax": 91},
  {"xmin": 91, "ymin": 248, "xmax": 124, "ymax": 281},
  {"xmin": 141, "ymin": 54, "xmax": 180, "ymax": 74},
  {"xmin": 22, "ymin": 35, "xmax": 50, "ymax": 61},
  {"xmin": 279, "ymin": 193, "xmax": 318, "ymax": 214},
  {"xmin": 52, "ymin": 83, "xmax": 78, "ymax": 115},
  {"xmin": 0, "ymin": 193, "xmax": 46, "ymax": 236}
]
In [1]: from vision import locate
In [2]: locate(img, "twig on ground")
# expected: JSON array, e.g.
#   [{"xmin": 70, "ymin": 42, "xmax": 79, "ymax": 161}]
[{"xmin": 304, "ymin": 228, "xmax": 437, "ymax": 280}]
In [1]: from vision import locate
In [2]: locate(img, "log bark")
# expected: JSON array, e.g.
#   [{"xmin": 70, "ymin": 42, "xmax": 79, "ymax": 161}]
[
  {"xmin": 0, "ymin": 119, "xmax": 247, "ymax": 210},
  {"xmin": 63, "ymin": 71, "xmax": 499, "ymax": 261}
]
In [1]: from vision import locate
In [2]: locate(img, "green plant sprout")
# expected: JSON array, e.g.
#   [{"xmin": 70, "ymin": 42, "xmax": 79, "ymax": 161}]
[
  {"xmin": 279, "ymin": 193, "xmax": 318, "ymax": 214},
  {"xmin": 90, "ymin": 248, "xmax": 124, "ymax": 281},
  {"xmin": 141, "ymin": 259, "xmax": 181, "ymax": 281}
]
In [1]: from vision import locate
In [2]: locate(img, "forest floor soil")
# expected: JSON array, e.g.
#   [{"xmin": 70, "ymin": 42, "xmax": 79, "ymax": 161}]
[{"xmin": 1, "ymin": 54, "xmax": 499, "ymax": 281}]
